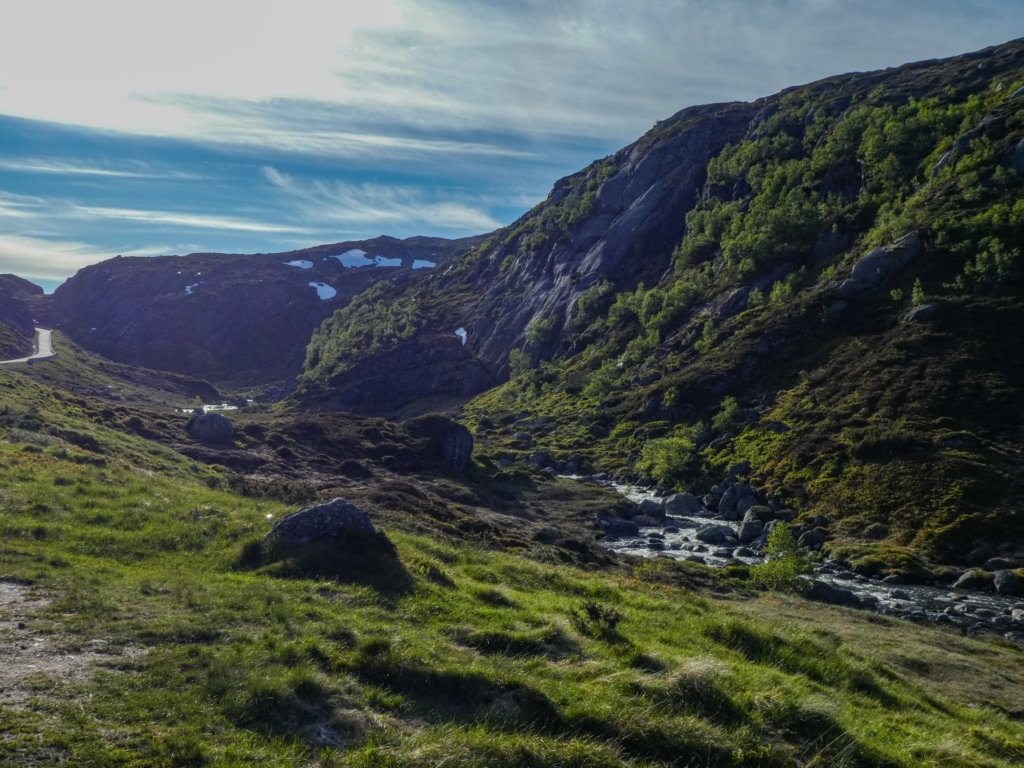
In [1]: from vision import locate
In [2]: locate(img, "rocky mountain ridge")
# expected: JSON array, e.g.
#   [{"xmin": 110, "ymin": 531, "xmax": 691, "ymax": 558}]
[{"xmin": 42, "ymin": 235, "xmax": 482, "ymax": 386}]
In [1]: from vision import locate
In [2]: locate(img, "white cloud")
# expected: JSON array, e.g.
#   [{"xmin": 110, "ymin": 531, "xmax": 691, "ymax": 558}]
[
  {"xmin": 0, "ymin": 158, "xmax": 202, "ymax": 179},
  {"xmin": 263, "ymin": 166, "xmax": 502, "ymax": 231},
  {"xmin": 0, "ymin": 1, "xmax": 1018, "ymax": 157},
  {"xmin": 0, "ymin": 235, "xmax": 114, "ymax": 280},
  {"xmin": 71, "ymin": 205, "xmax": 309, "ymax": 235}
]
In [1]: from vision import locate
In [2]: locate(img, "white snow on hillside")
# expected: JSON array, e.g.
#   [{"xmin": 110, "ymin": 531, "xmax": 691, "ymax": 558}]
[
  {"xmin": 454, "ymin": 327, "xmax": 467, "ymax": 345},
  {"xmin": 412, "ymin": 259, "xmax": 435, "ymax": 269},
  {"xmin": 329, "ymin": 249, "xmax": 407, "ymax": 268},
  {"xmin": 330, "ymin": 249, "xmax": 374, "ymax": 267},
  {"xmin": 309, "ymin": 282, "xmax": 337, "ymax": 300},
  {"xmin": 285, "ymin": 260, "xmax": 313, "ymax": 269}
]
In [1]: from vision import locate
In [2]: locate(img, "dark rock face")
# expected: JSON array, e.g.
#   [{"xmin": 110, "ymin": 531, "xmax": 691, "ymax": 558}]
[
  {"xmin": 187, "ymin": 412, "xmax": 235, "ymax": 444},
  {"xmin": 299, "ymin": 102, "xmax": 757, "ymax": 412},
  {"xmin": 0, "ymin": 274, "xmax": 44, "ymax": 358},
  {"xmin": 46, "ymin": 236, "xmax": 479, "ymax": 385},
  {"xmin": 404, "ymin": 414, "xmax": 475, "ymax": 472},
  {"xmin": 266, "ymin": 498, "xmax": 375, "ymax": 547},
  {"xmin": 836, "ymin": 233, "xmax": 921, "ymax": 299}
]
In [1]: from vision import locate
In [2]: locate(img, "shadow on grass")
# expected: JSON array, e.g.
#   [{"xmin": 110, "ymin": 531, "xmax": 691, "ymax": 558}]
[{"xmin": 237, "ymin": 531, "xmax": 415, "ymax": 598}]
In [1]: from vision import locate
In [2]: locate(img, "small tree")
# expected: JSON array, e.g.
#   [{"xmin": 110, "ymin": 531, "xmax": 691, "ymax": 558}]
[{"xmin": 911, "ymin": 277, "xmax": 926, "ymax": 306}]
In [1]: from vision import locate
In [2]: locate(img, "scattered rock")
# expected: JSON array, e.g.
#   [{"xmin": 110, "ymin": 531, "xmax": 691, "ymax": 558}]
[
  {"xmin": 631, "ymin": 514, "xmax": 661, "ymax": 527},
  {"xmin": 881, "ymin": 574, "xmax": 905, "ymax": 585},
  {"xmin": 798, "ymin": 528, "xmax": 829, "ymax": 549},
  {"xmin": 903, "ymin": 302, "xmax": 939, "ymax": 323},
  {"xmin": 864, "ymin": 523, "xmax": 889, "ymax": 540},
  {"xmin": 598, "ymin": 517, "xmax": 640, "ymax": 537},
  {"xmin": 186, "ymin": 412, "xmax": 235, "ymax": 444}
]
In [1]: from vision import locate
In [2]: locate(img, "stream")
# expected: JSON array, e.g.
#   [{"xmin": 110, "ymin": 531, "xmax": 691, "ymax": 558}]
[{"xmin": 590, "ymin": 479, "xmax": 1024, "ymax": 642}]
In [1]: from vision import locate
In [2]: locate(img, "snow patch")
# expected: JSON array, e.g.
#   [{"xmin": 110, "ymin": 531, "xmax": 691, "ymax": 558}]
[
  {"xmin": 454, "ymin": 327, "xmax": 467, "ymax": 345},
  {"xmin": 184, "ymin": 283, "xmax": 200, "ymax": 295},
  {"xmin": 329, "ymin": 249, "xmax": 404, "ymax": 269},
  {"xmin": 330, "ymin": 249, "xmax": 373, "ymax": 267},
  {"xmin": 285, "ymin": 259, "xmax": 313, "ymax": 269},
  {"xmin": 309, "ymin": 282, "xmax": 337, "ymax": 300},
  {"xmin": 412, "ymin": 259, "xmax": 435, "ymax": 269}
]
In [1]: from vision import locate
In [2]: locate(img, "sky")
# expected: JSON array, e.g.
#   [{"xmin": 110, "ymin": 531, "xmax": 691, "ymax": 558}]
[{"xmin": 1, "ymin": 1, "xmax": 1022, "ymax": 292}]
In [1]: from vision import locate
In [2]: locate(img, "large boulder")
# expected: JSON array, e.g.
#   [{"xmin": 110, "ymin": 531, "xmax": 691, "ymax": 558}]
[
  {"xmin": 738, "ymin": 519, "xmax": 763, "ymax": 544},
  {"xmin": 636, "ymin": 497, "xmax": 667, "ymax": 519},
  {"xmin": 404, "ymin": 414, "xmax": 474, "ymax": 472},
  {"xmin": 664, "ymin": 492, "xmax": 702, "ymax": 515},
  {"xmin": 696, "ymin": 524, "xmax": 735, "ymax": 545},
  {"xmin": 186, "ymin": 412, "xmax": 235, "ymax": 444},
  {"xmin": 953, "ymin": 569, "xmax": 994, "ymax": 591},
  {"xmin": 993, "ymin": 569, "xmax": 1024, "ymax": 596},
  {"xmin": 598, "ymin": 517, "xmax": 640, "ymax": 538},
  {"xmin": 266, "ymin": 497, "xmax": 375, "ymax": 546}
]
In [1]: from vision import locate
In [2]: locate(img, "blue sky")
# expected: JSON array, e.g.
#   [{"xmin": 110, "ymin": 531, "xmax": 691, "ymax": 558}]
[{"xmin": 1, "ymin": 1, "xmax": 1022, "ymax": 292}]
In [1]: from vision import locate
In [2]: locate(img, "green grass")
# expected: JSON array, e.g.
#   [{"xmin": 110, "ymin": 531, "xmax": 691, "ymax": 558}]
[{"xmin": 1, "ymin": 432, "xmax": 1022, "ymax": 767}]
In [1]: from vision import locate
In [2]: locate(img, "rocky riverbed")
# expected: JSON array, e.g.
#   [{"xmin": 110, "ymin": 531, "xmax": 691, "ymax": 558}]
[{"xmin": 581, "ymin": 476, "xmax": 1024, "ymax": 644}]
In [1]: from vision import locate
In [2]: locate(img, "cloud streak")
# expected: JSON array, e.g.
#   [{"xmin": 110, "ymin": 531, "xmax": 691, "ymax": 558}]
[{"xmin": 263, "ymin": 167, "xmax": 502, "ymax": 231}]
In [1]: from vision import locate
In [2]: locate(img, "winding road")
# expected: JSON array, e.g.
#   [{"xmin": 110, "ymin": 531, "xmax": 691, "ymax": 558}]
[{"xmin": 0, "ymin": 327, "xmax": 55, "ymax": 365}]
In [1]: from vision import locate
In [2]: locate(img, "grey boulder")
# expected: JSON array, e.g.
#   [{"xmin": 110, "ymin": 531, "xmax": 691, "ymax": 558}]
[
  {"xmin": 267, "ymin": 498, "xmax": 375, "ymax": 547},
  {"xmin": 187, "ymin": 412, "xmax": 235, "ymax": 444},
  {"xmin": 664, "ymin": 492, "xmax": 702, "ymax": 515}
]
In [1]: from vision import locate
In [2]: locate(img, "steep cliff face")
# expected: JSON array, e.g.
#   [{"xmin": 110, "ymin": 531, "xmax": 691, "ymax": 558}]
[
  {"xmin": 0, "ymin": 274, "xmax": 43, "ymax": 358},
  {"xmin": 47, "ymin": 236, "xmax": 481, "ymax": 385},
  {"xmin": 299, "ymin": 101, "xmax": 758, "ymax": 410},
  {"xmin": 303, "ymin": 39, "xmax": 1024, "ymax": 569}
]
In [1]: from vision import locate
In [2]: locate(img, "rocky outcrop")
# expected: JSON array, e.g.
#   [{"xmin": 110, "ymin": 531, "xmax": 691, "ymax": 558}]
[
  {"xmin": 404, "ymin": 414, "xmax": 475, "ymax": 472},
  {"xmin": 836, "ymin": 233, "xmax": 922, "ymax": 299}
]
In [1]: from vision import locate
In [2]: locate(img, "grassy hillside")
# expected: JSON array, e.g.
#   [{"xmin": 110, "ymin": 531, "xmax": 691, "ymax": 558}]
[{"xmin": 1, "ymin": 408, "xmax": 1023, "ymax": 766}]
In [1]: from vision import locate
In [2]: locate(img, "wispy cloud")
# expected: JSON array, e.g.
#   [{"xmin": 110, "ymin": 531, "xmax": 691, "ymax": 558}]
[
  {"xmin": 0, "ymin": 158, "xmax": 202, "ymax": 179},
  {"xmin": 71, "ymin": 205, "xmax": 309, "ymax": 235},
  {"xmin": 263, "ymin": 166, "xmax": 502, "ymax": 231}
]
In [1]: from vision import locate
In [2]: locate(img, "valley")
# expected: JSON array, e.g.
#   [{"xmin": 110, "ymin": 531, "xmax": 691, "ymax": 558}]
[{"xmin": 1, "ymin": 34, "xmax": 1023, "ymax": 768}]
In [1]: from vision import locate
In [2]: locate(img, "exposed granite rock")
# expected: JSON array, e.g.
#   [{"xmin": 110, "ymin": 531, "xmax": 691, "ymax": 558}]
[{"xmin": 837, "ymin": 233, "xmax": 921, "ymax": 299}]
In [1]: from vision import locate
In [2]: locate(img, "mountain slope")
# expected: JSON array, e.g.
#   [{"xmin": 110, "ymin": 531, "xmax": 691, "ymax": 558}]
[
  {"xmin": 0, "ymin": 273, "xmax": 43, "ymax": 358},
  {"xmin": 46, "ymin": 235, "xmax": 482, "ymax": 386},
  {"xmin": 302, "ymin": 39, "xmax": 1024, "ymax": 570}
]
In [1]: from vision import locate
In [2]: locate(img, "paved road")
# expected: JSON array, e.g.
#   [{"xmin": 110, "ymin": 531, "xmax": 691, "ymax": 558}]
[{"xmin": 0, "ymin": 327, "xmax": 55, "ymax": 365}]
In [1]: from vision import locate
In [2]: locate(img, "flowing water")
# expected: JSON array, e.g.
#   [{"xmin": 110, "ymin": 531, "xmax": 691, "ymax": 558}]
[{"xmin": 590, "ymin": 479, "xmax": 1024, "ymax": 641}]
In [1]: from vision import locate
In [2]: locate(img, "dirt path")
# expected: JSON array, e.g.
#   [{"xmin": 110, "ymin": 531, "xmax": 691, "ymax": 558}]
[{"xmin": 0, "ymin": 580, "xmax": 134, "ymax": 707}]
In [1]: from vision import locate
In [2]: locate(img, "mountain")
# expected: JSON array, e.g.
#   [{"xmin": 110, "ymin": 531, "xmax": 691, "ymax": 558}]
[
  {"xmin": 300, "ymin": 39, "xmax": 1024, "ymax": 571},
  {"xmin": 0, "ymin": 273, "xmax": 43, "ymax": 358},
  {"xmin": 45, "ymin": 235, "xmax": 483, "ymax": 386}
]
